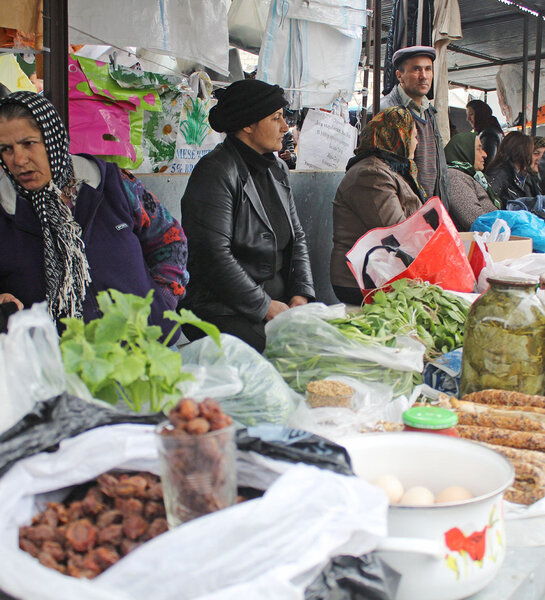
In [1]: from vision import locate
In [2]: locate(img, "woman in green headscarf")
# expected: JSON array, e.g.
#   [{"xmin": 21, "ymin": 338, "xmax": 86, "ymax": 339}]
[
  {"xmin": 444, "ymin": 131, "xmax": 501, "ymax": 231},
  {"xmin": 331, "ymin": 106, "xmax": 425, "ymax": 305}
]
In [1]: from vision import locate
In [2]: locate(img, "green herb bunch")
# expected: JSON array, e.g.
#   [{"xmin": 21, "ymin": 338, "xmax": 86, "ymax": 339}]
[
  {"xmin": 60, "ymin": 289, "xmax": 220, "ymax": 412},
  {"xmin": 329, "ymin": 279, "xmax": 470, "ymax": 361}
]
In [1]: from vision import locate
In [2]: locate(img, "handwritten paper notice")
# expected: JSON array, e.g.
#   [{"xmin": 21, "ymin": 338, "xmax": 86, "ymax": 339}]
[{"xmin": 296, "ymin": 109, "xmax": 358, "ymax": 171}]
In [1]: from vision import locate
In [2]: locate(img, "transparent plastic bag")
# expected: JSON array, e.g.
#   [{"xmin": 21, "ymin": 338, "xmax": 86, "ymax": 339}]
[
  {"xmin": 179, "ymin": 334, "xmax": 300, "ymax": 426},
  {"xmin": 0, "ymin": 303, "xmax": 66, "ymax": 434},
  {"xmin": 264, "ymin": 303, "xmax": 424, "ymax": 398},
  {"xmin": 288, "ymin": 375, "xmax": 419, "ymax": 442}
]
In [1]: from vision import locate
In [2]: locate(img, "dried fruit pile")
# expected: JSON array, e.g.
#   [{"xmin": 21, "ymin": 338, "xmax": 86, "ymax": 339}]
[
  {"xmin": 165, "ymin": 397, "xmax": 233, "ymax": 434},
  {"xmin": 19, "ymin": 471, "xmax": 168, "ymax": 578}
]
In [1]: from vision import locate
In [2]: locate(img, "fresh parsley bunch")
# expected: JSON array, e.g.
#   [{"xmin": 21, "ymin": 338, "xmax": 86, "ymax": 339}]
[{"xmin": 60, "ymin": 289, "xmax": 220, "ymax": 412}]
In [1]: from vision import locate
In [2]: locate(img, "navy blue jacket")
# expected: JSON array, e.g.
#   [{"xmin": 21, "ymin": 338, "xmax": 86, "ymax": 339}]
[{"xmin": 0, "ymin": 156, "xmax": 183, "ymax": 339}]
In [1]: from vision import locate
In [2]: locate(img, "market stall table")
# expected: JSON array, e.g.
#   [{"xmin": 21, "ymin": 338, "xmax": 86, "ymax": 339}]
[{"xmin": 469, "ymin": 545, "xmax": 545, "ymax": 599}]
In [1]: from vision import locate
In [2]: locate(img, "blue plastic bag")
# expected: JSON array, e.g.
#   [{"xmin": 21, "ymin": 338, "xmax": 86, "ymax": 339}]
[{"xmin": 471, "ymin": 210, "xmax": 545, "ymax": 252}]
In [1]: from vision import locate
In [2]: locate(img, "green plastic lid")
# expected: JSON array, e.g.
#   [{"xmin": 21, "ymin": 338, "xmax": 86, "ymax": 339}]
[{"xmin": 402, "ymin": 406, "xmax": 458, "ymax": 430}]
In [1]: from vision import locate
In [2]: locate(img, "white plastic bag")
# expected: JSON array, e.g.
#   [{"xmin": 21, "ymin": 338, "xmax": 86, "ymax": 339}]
[
  {"xmin": 288, "ymin": 378, "xmax": 425, "ymax": 441},
  {"xmin": 0, "ymin": 424, "xmax": 388, "ymax": 600},
  {"xmin": 0, "ymin": 303, "xmax": 66, "ymax": 434},
  {"xmin": 473, "ymin": 223, "xmax": 545, "ymax": 292}
]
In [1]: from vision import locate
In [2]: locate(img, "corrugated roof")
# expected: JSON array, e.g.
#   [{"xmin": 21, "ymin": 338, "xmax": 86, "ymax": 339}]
[{"xmin": 367, "ymin": 0, "xmax": 544, "ymax": 91}]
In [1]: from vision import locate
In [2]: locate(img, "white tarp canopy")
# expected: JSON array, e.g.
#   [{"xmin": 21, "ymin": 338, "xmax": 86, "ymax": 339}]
[
  {"xmin": 68, "ymin": 0, "xmax": 231, "ymax": 76},
  {"xmin": 68, "ymin": 0, "xmax": 367, "ymax": 111}
]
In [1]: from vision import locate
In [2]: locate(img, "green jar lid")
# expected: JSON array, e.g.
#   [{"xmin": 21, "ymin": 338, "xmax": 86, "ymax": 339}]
[{"xmin": 402, "ymin": 406, "xmax": 458, "ymax": 430}]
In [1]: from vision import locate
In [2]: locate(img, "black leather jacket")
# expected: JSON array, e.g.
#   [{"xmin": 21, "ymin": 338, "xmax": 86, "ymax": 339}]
[
  {"xmin": 181, "ymin": 136, "xmax": 315, "ymax": 322},
  {"xmin": 486, "ymin": 162, "xmax": 542, "ymax": 208}
]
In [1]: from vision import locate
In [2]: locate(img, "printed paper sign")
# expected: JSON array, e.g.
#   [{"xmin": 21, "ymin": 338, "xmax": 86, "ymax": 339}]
[{"xmin": 296, "ymin": 109, "xmax": 358, "ymax": 171}]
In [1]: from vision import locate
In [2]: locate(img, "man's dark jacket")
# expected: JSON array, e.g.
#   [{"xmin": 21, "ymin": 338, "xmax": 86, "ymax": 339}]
[{"xmin": 181, "ymin": 137, "xmax": 315, "ymax": 322}]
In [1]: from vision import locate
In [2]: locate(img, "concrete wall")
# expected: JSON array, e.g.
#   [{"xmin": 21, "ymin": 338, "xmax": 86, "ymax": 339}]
[{"xmin": 139, "ymin": 170, "xmax": 345, "ymax": 304}]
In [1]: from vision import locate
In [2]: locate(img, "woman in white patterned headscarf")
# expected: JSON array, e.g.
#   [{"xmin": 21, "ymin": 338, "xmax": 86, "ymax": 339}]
[{"xmin": 0, "ymin": 92, "xmax": 189, "ymax": 340}]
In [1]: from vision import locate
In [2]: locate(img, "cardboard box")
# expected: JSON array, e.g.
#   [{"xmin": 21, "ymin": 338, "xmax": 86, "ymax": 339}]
[{"xmin": 459, "ymin": 232, "xmax": 533, "ymax": 263}]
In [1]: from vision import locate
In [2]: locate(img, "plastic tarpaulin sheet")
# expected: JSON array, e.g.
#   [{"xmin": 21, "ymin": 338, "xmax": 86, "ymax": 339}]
[
  {"xmin": 68, "ymin": 0, "xmax": 230, "ymax": 76},
  {"xmin": 257, "ymin": 0, "xmax": 366, "ymax": 109},
  {"xmin": 496, "ymin": 63, "xmax": 545, "ymax": 126},
  {"xmin": 227, "ymin": 0, "xmax": 271, "ymax": 54}
]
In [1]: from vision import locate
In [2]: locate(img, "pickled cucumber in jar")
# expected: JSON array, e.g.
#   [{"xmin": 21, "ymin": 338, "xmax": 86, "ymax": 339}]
[{"xmin": 460, "ymin": 277, "xmax": 545, "ymax": 396}]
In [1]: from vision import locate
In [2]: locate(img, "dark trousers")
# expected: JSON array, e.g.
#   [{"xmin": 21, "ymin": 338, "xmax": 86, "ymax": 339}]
[
  {"xmin": 183, "ymin": 313, "xmax": 266, "ymax": 353},
  {"xmin": 332, "ymin": 285, "xmax": 364, "ymax": 306}
]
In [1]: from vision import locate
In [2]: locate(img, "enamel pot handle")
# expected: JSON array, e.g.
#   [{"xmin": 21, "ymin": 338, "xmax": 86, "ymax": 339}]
[{"xmin": 376, "ymin": 537, "xmax": 444, "ymax": 559}]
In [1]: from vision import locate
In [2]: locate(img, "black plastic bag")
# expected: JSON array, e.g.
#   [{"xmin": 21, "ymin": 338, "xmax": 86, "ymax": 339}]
[
  {"xmin": 236, "ymin": 424, "xmax": 354, "ymax": 476},
  {"xmin": 305, "ymin": 554, "xmax": 400, "ymax": 600},
  {"xmin": 0, "ymin": 392, "xmax": 164, "ymax": 477},
  {"xmin": 0, "ymin": 301, "xmax": 18, "ymax": 334}
]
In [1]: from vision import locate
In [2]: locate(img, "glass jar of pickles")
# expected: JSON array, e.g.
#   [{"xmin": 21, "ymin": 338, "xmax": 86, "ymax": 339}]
[{"xmin": 460, "ymin": 276, "xmax": 545, "ymax": 396}]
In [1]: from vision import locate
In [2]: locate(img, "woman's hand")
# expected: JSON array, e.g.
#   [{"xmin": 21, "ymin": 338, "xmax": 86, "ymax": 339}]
[
  {"xmin": 265, "ymin": 299, "xmax": 290, "ymax": 321},
  {"xmin": 0, "ymin": 293, "xmax": 23, "ymax": 310},
  {"xmin": 289, "ymin": 295, "xmax": 308, "ymax": 308}
]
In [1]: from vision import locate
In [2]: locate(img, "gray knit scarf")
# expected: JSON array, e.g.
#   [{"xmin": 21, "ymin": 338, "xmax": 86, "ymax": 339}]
[{"xmin": 0, "ymin": 91, "xmax": 91, "ymax": 319}]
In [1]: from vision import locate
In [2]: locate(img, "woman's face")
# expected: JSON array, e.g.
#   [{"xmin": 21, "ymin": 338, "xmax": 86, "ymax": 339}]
[
  {"xmin": 408, "ymin": 125, "xmax": 418, "ymax": 160},
  {"xmin": 474, "ymin": 136, "xmax": 487, "ymax": 171},
  {"xmin": 466, "ymin": 107, "xmax": 475, "ymax": 129},
  {"xmin": 243, "ymin": 109, "xmax": 289, "ymax": 154},
  {"xmin": 532, "ymin": 147, "xmax": 545, "ymax": 172},
  {"xmin": 0, "ymin": 117, "xmax": 51, "ymax": 191}
]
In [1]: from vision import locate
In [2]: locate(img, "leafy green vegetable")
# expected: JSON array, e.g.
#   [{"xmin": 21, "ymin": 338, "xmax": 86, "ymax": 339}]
[
  {"xmin": 329, "ymin": 279, "xmax": 470, "ymax": 362},
  {"xmin": 60, "ymin": 289, "xmax": 220, "ymax": 412},
  {"xmin": 264, "ymin": 307, "xmax": 419, "ymax": 397}
]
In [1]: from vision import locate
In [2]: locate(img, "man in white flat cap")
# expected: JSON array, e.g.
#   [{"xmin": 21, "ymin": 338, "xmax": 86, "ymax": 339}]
[{"xmin": 379, "ymin": 45, "xmax": 450, "ymax": 209}]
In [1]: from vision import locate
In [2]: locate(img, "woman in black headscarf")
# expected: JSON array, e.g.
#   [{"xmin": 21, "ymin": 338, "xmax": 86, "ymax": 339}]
[
  {"xmin": 466, "ymin": 99, "xmax": 503, "ymax": 168},
  {"xmin": 444, "ymin": 132, "xmax": 501, "ymax": 231},
  {"xmin": 180, "ymin": 79, "xmax": 315, "ymax": 352}
]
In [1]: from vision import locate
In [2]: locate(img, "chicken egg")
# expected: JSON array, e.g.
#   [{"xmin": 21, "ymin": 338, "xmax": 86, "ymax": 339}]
[
  {"xmin": 372, "ymin": 474, "xmax": 404, "ymax": 503},
  {"xmin": 400, "ymin": 485, "xmax": 435, "ymax": 506},
  {"xmin": 435, "ymin": 485, "xmax": 473, "ymax": 504}
]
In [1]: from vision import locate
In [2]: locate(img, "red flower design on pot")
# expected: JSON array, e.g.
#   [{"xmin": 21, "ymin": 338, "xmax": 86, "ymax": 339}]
[{"xmin": 445, "ymin": 525, "xmax": 488, "ymax": 561}]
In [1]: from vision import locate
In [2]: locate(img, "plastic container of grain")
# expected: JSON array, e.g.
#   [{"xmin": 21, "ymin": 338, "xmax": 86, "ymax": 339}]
[{"xmin": 305, "ymin": 380, "xmax": 355, "ymax": 408}]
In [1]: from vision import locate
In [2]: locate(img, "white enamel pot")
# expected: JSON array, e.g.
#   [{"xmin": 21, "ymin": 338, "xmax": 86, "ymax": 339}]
[{"xmin": 342, "ymin": 432, "xmax": 514, "ymax": 600}]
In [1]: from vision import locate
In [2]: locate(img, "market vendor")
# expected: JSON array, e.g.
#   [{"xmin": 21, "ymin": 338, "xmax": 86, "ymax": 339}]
[
  {"xmin": 331, "ymin": 106, "xmax": 424, "ymax": 305},
  {"xmin": 180, "ymin": 79, "xmax": 315, "ymax": 353},
  {"xmin": 486, "ymin": 131, "xmax": 541, "ymax": 207},
  {"xmin": 444, "ymin": 132, "xmax": 501, "ymax": 231},
  {"xmin": 0, "ymin": 91, "xmax": 189, "ymax": 341}
]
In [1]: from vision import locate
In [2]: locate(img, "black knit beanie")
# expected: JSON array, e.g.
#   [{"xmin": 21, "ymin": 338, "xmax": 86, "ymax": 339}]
[{"xmin": 209, "ymin": 79, "xmax": 288, "ymax": 133}]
